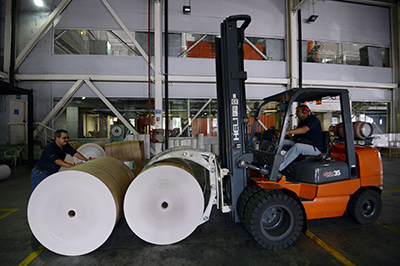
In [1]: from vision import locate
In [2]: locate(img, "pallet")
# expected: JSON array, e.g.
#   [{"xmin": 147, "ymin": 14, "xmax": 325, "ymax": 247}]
[{"xmin": 379, "ymin": 147, "xmax": 400, "ymax": 157}]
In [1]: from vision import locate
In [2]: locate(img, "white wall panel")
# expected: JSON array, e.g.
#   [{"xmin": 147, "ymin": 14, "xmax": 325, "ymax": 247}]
[
  {"xmin": 302, "ymin": 0, "xmax": 390, "ymax": 46},
  {"xmin": 55, "ymin": 0, "xmax": 286, "ymax": 38},
  {"xmin": 245, "ymin": 60, "xmax": 287, "ymax": 78},
  {"xmin": 18, "ymin": 29, "xmax": 148, "ymax": 76},
  {"xmin": 349, "ymin": 88, "xmax": 392, "ymax": 102},
  {"xmin": 303, "ymin": 63, "xmax": 392, "ymax": 83},
  {"xmin": 56, "ymin": 0, "xmax": 148, "ymax": 31},
  {"xmin": 168, "ymin": 58, "xmax": 287, "ymax": 78},
  {"xmin": 168, "ymin": 0, "xmax": 286, "ymax": 37},
  {"xmin": 50, "ymin": 82, "xmax": 149, "ymax": 98}
]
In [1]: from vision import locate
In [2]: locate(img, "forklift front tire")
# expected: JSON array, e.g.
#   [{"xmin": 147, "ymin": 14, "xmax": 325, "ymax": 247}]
[
  {"xmin": 237, "ymin": 184, "xmax": 263, "ymax": 223},
  {"xmin": 243, "ymin": 190, "xmax": 304, "ymax": 250}
]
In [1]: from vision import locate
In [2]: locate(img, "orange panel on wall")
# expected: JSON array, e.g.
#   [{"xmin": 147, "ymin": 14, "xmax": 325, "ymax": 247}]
[
  {"xmin": 187, "ymin": 41, "xmax": 215, "ymax": 58},
  {"xmin": 186, "ymin": 41, "xmax": 264, "ymax": 60},
  {"xmin": 191, "ymin": 118, "xmax": 218, "ymax": 137},
  {"xmin": 247, "ymin": 115, "xmax": 275, "ymax": 135}
]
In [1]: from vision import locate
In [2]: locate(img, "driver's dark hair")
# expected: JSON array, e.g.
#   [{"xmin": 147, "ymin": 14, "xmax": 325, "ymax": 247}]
[{"xmin": 54, "ymin": 129, "xmax": 68, "ymax": 140}]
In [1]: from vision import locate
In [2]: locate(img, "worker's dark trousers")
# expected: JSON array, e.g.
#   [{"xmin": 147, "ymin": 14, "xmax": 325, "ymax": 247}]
[
  {"xmin": 30, "ymin": 167, "xmax": 51, "ymax": 193},
  {"xmin": 279, "ymin": 140, "xmax": 321, "ymax": 171}
]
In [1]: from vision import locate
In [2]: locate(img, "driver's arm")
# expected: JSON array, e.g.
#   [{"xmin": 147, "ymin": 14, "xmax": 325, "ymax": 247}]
[{"xmin": 286, "ymin": 126, "xmax": 310, "ymax": 136}]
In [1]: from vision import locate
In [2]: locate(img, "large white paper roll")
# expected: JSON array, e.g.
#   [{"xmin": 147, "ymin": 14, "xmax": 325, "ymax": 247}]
[
  {"xmin": 124, "ymin": 159, "xmax": 204, "ymax": 245},
  {"xmin": 0, "ymin": 164, "xmax": 11, "ymax": 180},
  {"xmin": 28, "ymin": 157, "xmax": 133, "ymax": 256},
  {"xmin": 74, "ymin": 142, "xmax": 106, "ymax": 163}
]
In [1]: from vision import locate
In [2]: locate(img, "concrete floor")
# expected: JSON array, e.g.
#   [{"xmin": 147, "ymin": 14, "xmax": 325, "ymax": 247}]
[{"xmin": 1, "ymin": 156, "xmax": 399, "ymax": 266}]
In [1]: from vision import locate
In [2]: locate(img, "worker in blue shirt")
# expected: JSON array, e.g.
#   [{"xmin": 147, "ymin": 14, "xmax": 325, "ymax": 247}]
[
  {"xmin": 279, "ymin": 105, "xmax": 324, "ymax": 172},
  {"xmin": 30, "ymin": 129, "xmax": 93, "ymax": 193}
]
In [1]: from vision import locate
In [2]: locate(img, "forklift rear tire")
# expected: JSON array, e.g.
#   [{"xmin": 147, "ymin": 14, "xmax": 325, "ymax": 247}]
[
  {"xmin": 243, "ymin": 190, "xmax": 304, "ymax": 250},
  {"xmin": 237, "ymin": 184, "xmax": 263, "ymax": 222},
  {"xmin": 347, "ymin": 188, "xmax": 382, "ymax": 225}
]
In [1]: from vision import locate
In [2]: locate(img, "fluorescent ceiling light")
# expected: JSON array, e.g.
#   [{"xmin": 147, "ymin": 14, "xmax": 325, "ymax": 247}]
[
  {"xmin": 308, "ymin": 15, "xmax": 319, "ymax": 23},
  {"xmin": 183, "ymin": 6, "xmax": 191, "ymax": 14},
  {"xmin": 34, "ymin": 0, "xmax": 44, "ymax": 7}
]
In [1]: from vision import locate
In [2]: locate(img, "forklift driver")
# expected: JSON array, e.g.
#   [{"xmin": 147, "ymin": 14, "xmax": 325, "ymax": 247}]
[{"xmin": 278, "ymin": 105, "xmax": 324, "ymax": 172}]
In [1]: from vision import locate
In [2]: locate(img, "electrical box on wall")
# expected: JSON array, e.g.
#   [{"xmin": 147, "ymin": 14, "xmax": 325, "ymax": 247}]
[{"xmin": 110, "ymin": 125, "xmax": 125, "ymax": 142}]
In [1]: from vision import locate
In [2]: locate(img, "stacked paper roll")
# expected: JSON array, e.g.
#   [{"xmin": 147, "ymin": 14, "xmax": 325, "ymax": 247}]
[
  {"xmin": 74, "ymin": 141, "xmax": 107, "ymax": 163},
  {"xmin": 168, "ymin": 139, "xmax": 174, "ymax": 148},
  {"xmin": 191, "ymin": 138, "xmax": 197, "ymax": 149},
  {"xmin": 124, "ymin": 134, "xmax": 151, "ymax": 159},
  {"xmin": 124, "ymin": 158, "xmax": 204, "ymax": 245},
  {"xmin": 28, "ymin": 157, "xmax": 134, "ymax": 256},
  {"xmin": 197, "ymin": 133, "xmax": 205, "ymax": 149},
  {"xmin": 68, "ymin": 141, "xmax": 83, "ymax": 150},
  {"xmin": 0, "ymin": 164, "xmax": 11, "ymax": 180},
  {"xmin": 105, "ymin": 141, "xmax": 144, "ymax": 176}
]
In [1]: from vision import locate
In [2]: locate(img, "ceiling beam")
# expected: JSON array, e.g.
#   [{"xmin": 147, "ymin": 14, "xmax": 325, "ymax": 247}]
[
  {"xmin": 339, "ymin": 0, "xmax": 394, "ymax": 7},
  {"xmin": 292, "ymin": 0, "xmax": 309, "ymax": 12}
]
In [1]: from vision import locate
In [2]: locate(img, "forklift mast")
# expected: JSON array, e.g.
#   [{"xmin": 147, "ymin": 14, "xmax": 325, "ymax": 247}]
[{"xmin": 215, "ymin": 15, "xmax": 252, "ymax": 222}]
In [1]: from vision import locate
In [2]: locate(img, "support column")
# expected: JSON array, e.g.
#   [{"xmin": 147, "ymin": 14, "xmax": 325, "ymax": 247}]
[
  {"xmin": 3, "ymin": 0, "xmax": 12, "ymax": 81},
  {"xmin": 286, "ymin": 0, "xmax": 299, "ymax": 129},
  {"xmin": 391, "ymin": 3, "xmax": 400, "ymax": 133},
  {"xmin": 154, "ymin": 0, "xmax": 163, "ymax": 154},
  {"xmin": 286, "ymin": 0, "xmax": 299, "ymax": 90}
]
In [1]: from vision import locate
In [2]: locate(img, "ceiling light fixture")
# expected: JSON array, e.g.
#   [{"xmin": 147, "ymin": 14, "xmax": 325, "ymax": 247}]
[
  {"xmin": 308, "ymin": 0, "xmax": 318, "ymax": 23},
  {"xmin": 308, "ymin": 14, "xmax": 319, "ymax": 22},
  {"xmin": 34, "ymin": 0, "xmax": 44, "ymax": 7},
  {"xmin": 183, "ymin": 0, "xmax": 191, "ymax": 14}
]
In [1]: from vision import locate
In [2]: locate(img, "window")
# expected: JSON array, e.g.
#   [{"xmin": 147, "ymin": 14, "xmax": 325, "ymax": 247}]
[
  {"xmin": 304, "ymin": 40, "xmax": 390, "ymax": 67},
  {"xmin": 53, "ymin": 29, "xmax": 286, "ymax": 61}
]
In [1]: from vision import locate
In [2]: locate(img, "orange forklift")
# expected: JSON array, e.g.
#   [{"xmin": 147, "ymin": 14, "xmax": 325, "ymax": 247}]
[{"xmin": 215, "ymin": 15, "xmax": 383, "ymax": 250}]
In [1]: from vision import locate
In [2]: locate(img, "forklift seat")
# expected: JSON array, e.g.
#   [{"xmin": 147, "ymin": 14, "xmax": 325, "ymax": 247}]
[
  {"xmin": 296, "ymin": 131, "xmax": 331, "ymax": 162},
  {"xmin": 282, "ymin": 132, "xmax": 349, "ymax": 184}
]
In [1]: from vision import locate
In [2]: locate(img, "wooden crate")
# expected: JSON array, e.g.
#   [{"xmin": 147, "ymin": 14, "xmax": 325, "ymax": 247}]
[{"xmin": 379, "ymin": 147, "xmax": 400, "ymax": 157}]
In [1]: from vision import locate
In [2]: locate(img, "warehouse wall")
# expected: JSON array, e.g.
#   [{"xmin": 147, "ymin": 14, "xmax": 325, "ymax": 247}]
[
  {"xmin": 12, "ymin": 0, "xmax": 394, "ymax": 124},
  {"xmin": 303, "ymin": 1, "xmax": 390, "ymax": 46},
  {"xmin": 301, "ymin": 0, "xmax": 392, "ymax": 83}
]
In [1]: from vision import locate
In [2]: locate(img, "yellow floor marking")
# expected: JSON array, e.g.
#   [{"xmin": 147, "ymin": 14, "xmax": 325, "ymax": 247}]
[
  {"xmin": 18, "ymin": 245, "xmax": 44, "ymax": 266},
  {"xmin": 382, "ymin": 189, "xmax": 400, "ymax": 193},
  {"xmin": 0, "ymin": 208, "xmax": 19, "ymax": 220},
  {"xmin": 376, "ymin": 221, "xmax": 400, "ymax": 234},
  {"xmin": 306, "ymin": 231, "xmax": 356, "ymax": 266}
]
